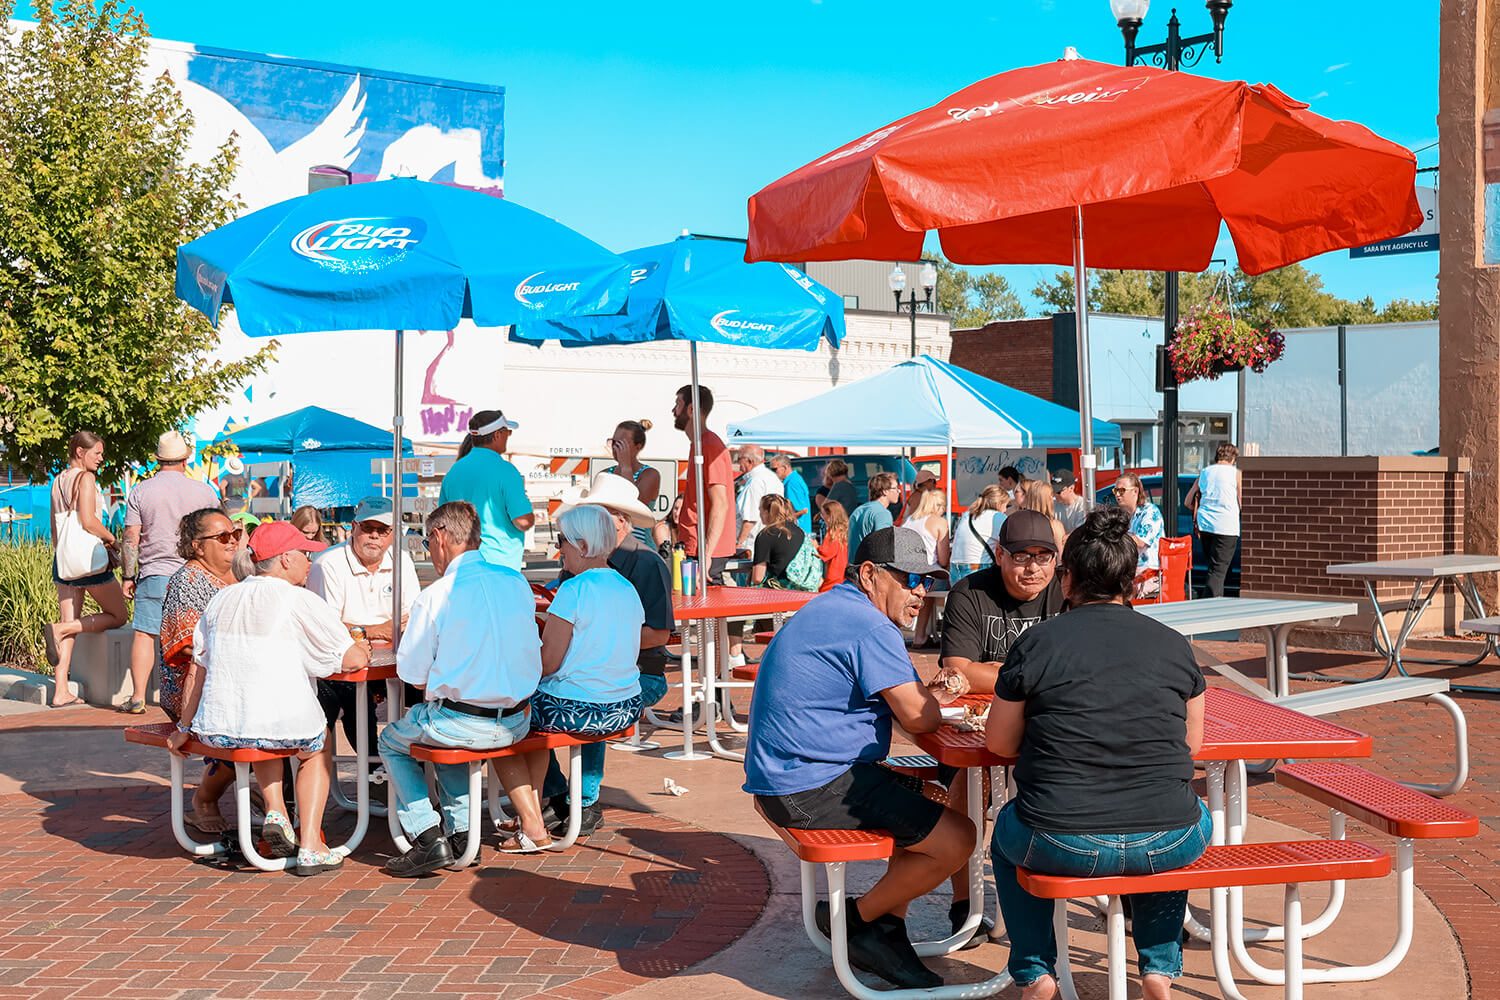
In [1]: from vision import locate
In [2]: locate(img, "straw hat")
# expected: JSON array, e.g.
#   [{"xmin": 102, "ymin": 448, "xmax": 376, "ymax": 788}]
[
  {"xmin": 154, "ymin": 431, "xmax": 193, "ymax": 462},
  {"xmin": 556, "ymin": 473, "xmax": 656, "ymax": 530}
]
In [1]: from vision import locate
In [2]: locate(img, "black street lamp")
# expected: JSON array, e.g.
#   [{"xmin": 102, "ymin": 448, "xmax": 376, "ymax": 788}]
[
  {"xmin": 889, "ymin": 262, "xmax": 938, "ymax": 358},
  {"xmin": 1111, "ymin": 0, "xmax": 1231, "ymax": 522}
]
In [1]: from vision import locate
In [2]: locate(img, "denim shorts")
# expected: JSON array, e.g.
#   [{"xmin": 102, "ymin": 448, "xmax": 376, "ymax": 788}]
[
  {"xmin": 196, "ymin": 731, "xmax": 326, "ymax": 754},
  {"xmin": 131, "ymin": 574, "xmax": 170, "ymax": 633},
  {"xmin": 756, "ymin": 761, "xmax": 946, "ymax": 848},
  {"xmin": 52, "ymin": 555, "xmax": 115, "ymax": 589}
]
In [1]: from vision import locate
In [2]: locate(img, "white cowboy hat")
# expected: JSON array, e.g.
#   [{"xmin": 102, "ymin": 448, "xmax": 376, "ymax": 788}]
[
  {"xmin": 556, "ymin": 472, "xmax": 656, "ymax": 530},
  {"xmin": 153, "ymin": 431, "xmax": 193, "ymax": 462},
  {"xmin": 221, "ymin": 454, "xmax": 245, "ymax": 476}
]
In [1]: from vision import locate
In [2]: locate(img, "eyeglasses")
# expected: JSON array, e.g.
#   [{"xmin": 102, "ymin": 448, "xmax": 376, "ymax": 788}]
[
  {"xmin": 1006, "ymin": 550, "xmax": 1056, "ymax": 568},
  {"xmin": 356, "ymin": 520, "xmax": 392, "ymax": 535},
  {"xmin": 197, "ymin": 528, "xmax": 243, "ymax": 545},
  {"xmin": 1112, "ymin": 486, "xmax": 1136, "ymax": 495},
  {"xmin": 886, "ymin": 568, "xmax": 938, "ymax": 591},
  {"xmin": 422, "ymin": 527, "xmax": 442, "ymax": 551}
]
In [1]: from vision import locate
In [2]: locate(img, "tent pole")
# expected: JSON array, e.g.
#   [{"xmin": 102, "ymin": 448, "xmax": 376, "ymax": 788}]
[
  {"xmin": 689, "ymin": 341, "xmax": 709, "ymax": 578},
  {"xmin": 392, "ymin": 329, "xmax": 404, "ymax": 651},
  {"xmin": 1072, "ymin": 206, "xmax": 1097, "ymax": 504}
]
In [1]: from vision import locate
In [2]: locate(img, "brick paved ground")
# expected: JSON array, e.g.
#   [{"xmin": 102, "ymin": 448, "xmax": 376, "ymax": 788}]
[
  {"xmin": 0, "ymin": 636, "xmax": 1494, "ymax": 999},
  {"xmin": 0, "ymin": 781, "xmax": 766, "ymax": 1000}
]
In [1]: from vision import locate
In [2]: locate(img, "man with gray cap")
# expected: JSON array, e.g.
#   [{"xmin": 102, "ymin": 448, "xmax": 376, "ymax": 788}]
[
  {"xmin": 308, "ymin": 496, "xmax": 420, "ymax": 760},
  {"xmin": 1050, "ymin": 468, "xmax": 1088, "ymax": 534},
  {"xmin": 120, "ymin": 431, "xmax": 219, "ymax": 713},
  {"xmin": 743, "ymin": 527, "xmax": 974, "ymax": 991}
]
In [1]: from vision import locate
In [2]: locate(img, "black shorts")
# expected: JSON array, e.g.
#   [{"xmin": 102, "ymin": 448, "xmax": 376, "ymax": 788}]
[
  {"xmin": 755, "ymin": 761, "xmax": 946, "ymax": 848},
  {"xmin": 316, "ymin": 678, "xmax": 379, "ymax": 751}
]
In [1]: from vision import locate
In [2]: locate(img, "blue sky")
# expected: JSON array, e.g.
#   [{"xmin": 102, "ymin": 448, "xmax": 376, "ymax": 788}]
[{"xmin": 122, "ymin": 0, "xmax": 1440, "ymax": 312}]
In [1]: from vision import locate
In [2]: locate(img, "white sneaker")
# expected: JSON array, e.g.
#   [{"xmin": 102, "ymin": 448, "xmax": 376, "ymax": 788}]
[{"xmin": 728, "ymin": 652, "xmax": 747, "ymax": 668}]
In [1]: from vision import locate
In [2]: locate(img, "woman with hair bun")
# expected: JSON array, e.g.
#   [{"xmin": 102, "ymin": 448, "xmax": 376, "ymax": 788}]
[
  {"xmin": 985, "ymin": 507, "xmax": 1210, "ymax": 1000},
  {"xmin": 604, "ymin": 419, "xmax": 660, "ymax": 545}
]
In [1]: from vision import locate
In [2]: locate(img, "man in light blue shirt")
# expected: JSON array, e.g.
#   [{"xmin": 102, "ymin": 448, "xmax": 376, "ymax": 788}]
[
  {"xmin": 436, "ymin": 409, "xmax": 534, "ymax": 569},
  {"xmin": 770, "ymin": 453, "xmax": 812, "ymax": 534},
  {"xmin": 378, "ymin": 500, "xmax": 542, "ymax": 877},
  {"xmin": 847, "ymin": 471, "xmax": 899, "ymax": 557}
]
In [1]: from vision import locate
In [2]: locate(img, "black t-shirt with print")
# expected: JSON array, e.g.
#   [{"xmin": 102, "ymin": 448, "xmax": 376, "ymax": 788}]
[
  {"xmin": 939, "ymin": 567, "xmax": 1065, "ymax": 665},
  {"xmin": 995, "ymin": 601, "xmax": 1206, "ymax": 834}
]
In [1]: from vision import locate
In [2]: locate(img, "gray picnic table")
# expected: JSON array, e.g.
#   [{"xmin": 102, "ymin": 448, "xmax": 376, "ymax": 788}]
[
  {"xmin": 1137, "ymin": 597, "xmax": 1358, "ymax": 699},
  {"xmin": 1327, "ymin": 554, "xmax": 1500, "ymax": 694}
]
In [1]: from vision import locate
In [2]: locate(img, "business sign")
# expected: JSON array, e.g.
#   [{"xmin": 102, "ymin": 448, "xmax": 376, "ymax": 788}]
[{"xmin": 1352, "ymin": 186, "xmax": 1438, "ymax": 259}]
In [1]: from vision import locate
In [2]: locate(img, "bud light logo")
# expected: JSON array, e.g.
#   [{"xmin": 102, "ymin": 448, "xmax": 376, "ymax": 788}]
[
  {"xmin": 711, "ymin": 310, "xmax": 779, "ymax": 338},
  {"xmin": 291, "ymin": 217, "xmax": 426, "ymax": 273},
  {"xmin": 514, "ymin": 271, "xmax": 583, "ymax": 307}
]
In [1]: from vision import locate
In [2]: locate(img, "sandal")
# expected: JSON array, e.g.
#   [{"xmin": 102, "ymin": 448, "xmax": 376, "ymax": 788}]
[
  {"xmin": 185, "ymin": 809, "xmax": 229, "ymax": 834},
  {"xmin": 49, "ymin": 696, "xmax": 86, "ymax": 709},
  {"xmin": 293, "ymin": 846, "xmax": 343, "ymax": 877},
  {"xmin": 260, "ymin": 810, "xmax": 298, "ymax": 858},
  {"xmin": 498, "ymin": 830, "xmax": 553, "ymax": 854}
]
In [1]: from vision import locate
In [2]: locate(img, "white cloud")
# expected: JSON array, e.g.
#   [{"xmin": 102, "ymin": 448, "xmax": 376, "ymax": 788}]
[
  {"xmin": 1310, "ymin": 91, "xmax": 1329, "ymax": 100},
  {"xmin": 1325, "ymin": 62, "xmax": 1350, "ymax": 73}
]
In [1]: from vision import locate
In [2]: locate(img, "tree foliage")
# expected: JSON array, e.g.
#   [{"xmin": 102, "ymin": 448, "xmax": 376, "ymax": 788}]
[
  {"xmin": 935, "ymin": 258, "xmax": 1026, "ymax": 328},
  {"xmin": 0, "ymin": 0, "xmax": 273, "ymax": 483},
  {"xmin": 1030, "ymin": 263, "xmax": 1438, "ymax": 327}
]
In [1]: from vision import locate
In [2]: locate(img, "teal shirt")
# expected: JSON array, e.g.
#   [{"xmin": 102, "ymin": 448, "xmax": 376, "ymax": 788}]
[
  {"xmin": 437, "ymin": 448, "xmax": 531, "ymax": 569},
  {"xmin": 783, "ymin": 472, "xmax": 813, "ymax": 534}
]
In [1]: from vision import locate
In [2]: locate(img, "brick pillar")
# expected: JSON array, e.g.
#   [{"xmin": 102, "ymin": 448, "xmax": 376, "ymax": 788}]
[{"xmin": 1240, "ymin": 457, "xmax": 1467, "ymax": 639}]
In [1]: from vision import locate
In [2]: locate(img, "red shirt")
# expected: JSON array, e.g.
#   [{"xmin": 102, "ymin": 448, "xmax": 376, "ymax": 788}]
[
  {"xmin": 817, "ymin": 534, "xmax": 848, "ymax": 592},
  {"xmin": 679, "ymin": 429, "xmax": 736, "ymax": 559}
]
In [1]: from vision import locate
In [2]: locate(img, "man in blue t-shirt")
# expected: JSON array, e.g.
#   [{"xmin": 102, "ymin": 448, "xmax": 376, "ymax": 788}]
[
  {"xmin": 743, "ymin": 528, "xmax": 974, "ymax": 991},
  {"xmin": 846, "ymin": 472, "xmax": 899, "ymax": 557},
  {"xmin": 436, "ymin": 409, "xmax": 535, "ymax": 569},
  {"xmin": 769, "ymin": 453, "xmax": 812, "ymax": 534}
]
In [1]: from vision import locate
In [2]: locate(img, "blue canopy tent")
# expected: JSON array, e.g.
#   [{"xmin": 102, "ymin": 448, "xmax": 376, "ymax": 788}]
[
  {"xmin": 726, "ymin": 355, "xmax": 1121, "ymax": 514},
  {"xmin": 223, "ymin": 406, "xmax": 414, "ymax": 510}
]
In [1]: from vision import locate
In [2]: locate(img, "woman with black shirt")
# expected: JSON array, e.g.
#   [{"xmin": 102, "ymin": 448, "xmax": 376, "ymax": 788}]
[
  {"xmin": 986, "ymin": 507, "xmax": 1210, "ymax": 1000},
  {"xmin": 750, "ymin": 494, "xmax": 804, "ymax": 587}
]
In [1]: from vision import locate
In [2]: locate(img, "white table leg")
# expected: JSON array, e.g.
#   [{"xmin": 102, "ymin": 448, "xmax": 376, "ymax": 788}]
[{"xmin": 664, "ymin": 620, "xmax": 711, "ymax": 761}]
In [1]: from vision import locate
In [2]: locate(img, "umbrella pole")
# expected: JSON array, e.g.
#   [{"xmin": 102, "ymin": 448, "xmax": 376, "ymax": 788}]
[
  {"xmin": 392, "ymin": 328, "xmax": 404, "ymax": 651},
  {"xmin": 1072, "ymin": 206, "xmax": 1097, "ymax": 506}
]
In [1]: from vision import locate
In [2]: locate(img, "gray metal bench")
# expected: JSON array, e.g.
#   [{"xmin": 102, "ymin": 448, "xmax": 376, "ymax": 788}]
[{"xmin": 1272, "ymin": 677, "xmax": 1467, "ymax": 795}]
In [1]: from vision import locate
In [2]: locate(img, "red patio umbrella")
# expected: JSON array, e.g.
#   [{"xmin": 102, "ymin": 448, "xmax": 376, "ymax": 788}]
[{"xmin": 744, "ymin": 55, "xmax": 1422, "ymax": 495}]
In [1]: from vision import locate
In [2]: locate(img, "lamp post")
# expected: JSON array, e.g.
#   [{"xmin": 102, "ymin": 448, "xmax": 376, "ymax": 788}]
[
  {"xmin": 1111, "ymin": 0, "xmax": 1231, "ymax": 521},
  {"xmin": 889, "ymin": 261, "xmax": 938, "ymax": 358}
]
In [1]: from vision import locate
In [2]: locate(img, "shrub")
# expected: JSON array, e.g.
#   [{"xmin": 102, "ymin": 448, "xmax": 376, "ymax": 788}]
[{"xmin": 0, "ymin": 541, "xmax": 114, "ymax": 673}]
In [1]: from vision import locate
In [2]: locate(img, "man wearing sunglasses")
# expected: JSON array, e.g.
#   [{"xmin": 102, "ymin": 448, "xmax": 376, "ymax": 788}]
[
  {"xmin": 744, "ymin": 527, "xmax": 973, "ymax": 990},
  {"xmin": 307, "ymin": 497, "xmax": 420, "ymax": 779}
]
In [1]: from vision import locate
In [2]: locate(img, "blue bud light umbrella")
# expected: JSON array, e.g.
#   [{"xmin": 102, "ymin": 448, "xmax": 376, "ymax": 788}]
[
  {"xmin": 511, "ymin": 234, "xmax": 844, "ymax": 625},
  {"xmin": 177, "ymin": 177, "xmax": 633, "ymax": 647}
]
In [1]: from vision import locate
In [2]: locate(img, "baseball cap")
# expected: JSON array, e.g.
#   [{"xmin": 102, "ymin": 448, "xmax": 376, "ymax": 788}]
[
  {"xmin": 1049, "ymin": 469, "xmax": 1076, "ymax": 490},
  {"xmin": 229, "ymin": 511, "xmax": 259, "ymax": 531},
  {"xmin": 913, "ymin": 469, "xmax": 938, "ymax": 487},
  {"xmin": 851, "ymin": 527, "xmax": 948, "ymax": 580},
  {"xmin": 996, "ymin": 509, "xmax": 1058, "ymax": 555},
  {"xmin": 353, "ymin": 496, "xmax": 394, "ymax": 525},
  {"xmin": 249, "ymin": 520, "xmax": 328, "ymax": 561}
]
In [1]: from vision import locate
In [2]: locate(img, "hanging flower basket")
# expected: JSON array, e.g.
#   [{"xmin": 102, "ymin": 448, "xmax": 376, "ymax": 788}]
[{"xmin": 1166, "ymin": 298, "xmax": 1285, "ymax": 384}]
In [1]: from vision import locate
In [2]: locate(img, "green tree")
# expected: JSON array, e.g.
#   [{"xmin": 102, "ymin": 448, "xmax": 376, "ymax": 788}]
[
  {"xmin": 0, "ymin": 0, "xmax": 273, "ymax": 483},
  {"xmin": 935, "ymin": 258, "xmax": 1025, "ymax": 328}
]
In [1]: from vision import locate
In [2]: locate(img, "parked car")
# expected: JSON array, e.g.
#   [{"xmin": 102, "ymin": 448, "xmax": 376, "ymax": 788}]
[
  {"xmin": 1095, "ymin": 473, "xmax": 1241, "ymax": 597},
  {"xmin": 787, "ymin": 454, "xmax": 918, "ymax": 515}
]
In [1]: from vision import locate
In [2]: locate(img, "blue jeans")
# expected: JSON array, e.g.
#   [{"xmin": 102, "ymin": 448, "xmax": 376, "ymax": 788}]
[
  {"xmin": 991, "ymin": 798, "xmax": 1212, "ymax": 986},
  {"xmin": 378, "ymin": 700, "xmax": 530, "ymax": 837},
  {"xmin": 542, "ymin": 673, "xmax": 668, "ymax": 807}
]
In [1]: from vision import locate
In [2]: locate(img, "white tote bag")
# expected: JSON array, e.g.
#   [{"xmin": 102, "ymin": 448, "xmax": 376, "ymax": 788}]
[{"xmin": 54, "ymin": 475, "xmax": 109, "ymax": 581}]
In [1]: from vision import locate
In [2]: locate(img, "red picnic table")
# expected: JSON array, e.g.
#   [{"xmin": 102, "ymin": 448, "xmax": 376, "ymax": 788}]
[
  {"xmin": 661, "ymin": 586, "xmax": 819, "ymax": 761},
  {"xmin": 906, "ymin": 687, "xmax": 1374, "ymax": 999}
]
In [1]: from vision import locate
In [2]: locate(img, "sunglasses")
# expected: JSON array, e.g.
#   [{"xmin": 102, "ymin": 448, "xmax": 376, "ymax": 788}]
[
  {"xmin": 197, "ymin": 528, "xmax": 243, "ymax": 545},
  {"xmin": 886, "ymin": 568, "xmax": 938, "ymax": 591},
  {"xmin": 356, "ymin": 520, "xmax": 393, "ymax": 535},
  {"xmin": 1112, "ymin": 486, "xmax": 1136, "ymax": 494},
  {"xmin": 421, "ymin": 527, "xmax": 442, "ymax": 551}
]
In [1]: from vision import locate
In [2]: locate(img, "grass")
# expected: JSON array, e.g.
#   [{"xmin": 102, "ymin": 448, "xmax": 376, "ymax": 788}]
[{"xmin": 0, "ymin": 542, "xmax": 115, "ymax": 674}]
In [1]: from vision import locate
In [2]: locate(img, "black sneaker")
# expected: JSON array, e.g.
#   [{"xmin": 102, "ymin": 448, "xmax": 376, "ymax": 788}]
[
  {"xmin": 447, "ymin": 831, "xmax": 480, "ymax": 866},
  {"xmin": 869, "ymin": 913, "xmax": 943, "ymax": 989},
  {"xmin": 550, "ymin": 800, "xmax": 603, "ymax": 838},
  {"xmin": 383, "ymin": 828, "xmax": 454, "ymax": 877},
  {"xmin": 948, "ymin": 899, "xmax": 996, "ymax": 950}
]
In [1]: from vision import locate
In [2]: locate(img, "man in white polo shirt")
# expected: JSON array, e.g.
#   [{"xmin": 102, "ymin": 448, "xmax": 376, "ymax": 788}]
[{"xmin": 307, "ymin": 496, "xmax": 419, "ymax": 767}]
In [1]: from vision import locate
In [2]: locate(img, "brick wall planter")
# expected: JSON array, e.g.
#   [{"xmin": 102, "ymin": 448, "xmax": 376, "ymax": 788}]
[{"xmin": 1241, "ymin": 456, "xmax": 1468, "ymax": 641}]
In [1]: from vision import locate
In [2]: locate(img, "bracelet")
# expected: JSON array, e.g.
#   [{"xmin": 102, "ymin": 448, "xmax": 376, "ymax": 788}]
[{"xmin": 175, "ymin": 723, "xmax": 192, "ymax": 735}]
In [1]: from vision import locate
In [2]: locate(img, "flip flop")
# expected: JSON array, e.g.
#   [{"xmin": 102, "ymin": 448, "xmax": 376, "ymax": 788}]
[
  {"xmin": 42, "ymin": 625, "xmax": 60, "ymax": 668},
  {"xmin": 185, "ymin": 810, "xmax": 229, "ymax": 834},
  {"xmin": 49, "ymin": 696, "xmax": 85, "ymax": 709}
]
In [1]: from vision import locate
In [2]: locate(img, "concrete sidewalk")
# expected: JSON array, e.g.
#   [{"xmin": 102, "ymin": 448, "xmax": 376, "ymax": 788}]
[{"xmin": 0, "ymin": 639, "xmax": 1484, "ymax": 1000}]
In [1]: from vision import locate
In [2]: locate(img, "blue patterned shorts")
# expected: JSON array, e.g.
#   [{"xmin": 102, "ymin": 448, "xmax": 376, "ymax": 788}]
[
  {"xmin": 196, "ymin": 732, "xmax": 326, "ymax": 754},
  {"xmin": 531, "ymin": 691, "xmax": 643, "ymax": 737}
]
